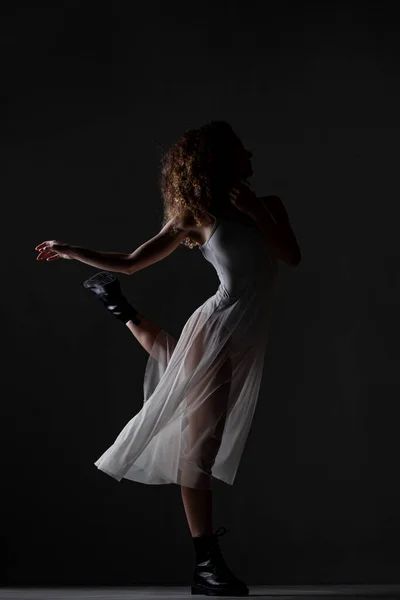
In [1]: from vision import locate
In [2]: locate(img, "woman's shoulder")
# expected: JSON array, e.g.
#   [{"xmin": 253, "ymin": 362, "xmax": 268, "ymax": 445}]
[
  {"xmin": 172, "ymin": 201, "xmax": 256, "ymax": 233},
  {"xmin": 170, "ymin": 210, "xmax": 214, "ymax": 247},
  {"xmin": 174, "ymin": 210, "xmax": 213, "ymax": 231}
]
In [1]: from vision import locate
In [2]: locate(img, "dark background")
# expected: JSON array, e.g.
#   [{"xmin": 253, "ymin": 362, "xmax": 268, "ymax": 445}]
[{"xmin": 2, "ymin": 0, "xmax": 400, "ymax": 586}]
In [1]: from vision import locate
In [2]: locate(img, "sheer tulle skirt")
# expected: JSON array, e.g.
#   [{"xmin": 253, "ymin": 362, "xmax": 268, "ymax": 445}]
[{"xmin": 94, "ymin": 276, "xmax": 275, "ymax": 489}]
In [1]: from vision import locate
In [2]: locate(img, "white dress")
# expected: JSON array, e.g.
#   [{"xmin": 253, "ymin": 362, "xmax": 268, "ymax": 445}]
[{"xmin": 94, "ymin": 214, "xmax": 279, "ymax": 489}]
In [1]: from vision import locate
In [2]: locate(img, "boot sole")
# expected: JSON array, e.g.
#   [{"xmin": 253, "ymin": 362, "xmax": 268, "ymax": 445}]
[
  {"xmin": 191, "ymin": 583, "xmax": 249, "ymax": 596},
  {"xmin": 83, "ymin": 271, "xmax": 116, "ymax": 289}
]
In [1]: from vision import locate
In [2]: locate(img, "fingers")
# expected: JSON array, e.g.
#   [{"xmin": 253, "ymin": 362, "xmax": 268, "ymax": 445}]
[
  {"xmin": 230, "ymin": 183, "xmax": 252, "ymax": 196},
  {"xmin": 36, "ymin": 249, "xmax": 51, "ymax": 259},
  {"xmin": 35, "ymin": 240, "xmax": 61, "ymax": 262},
  {"xmin": 37, "ymin": 254, "xmax": 59, "ymax": 261},
  {"xmin": 35, "ymin": 241, "xmax": 51, "ymax": 250},
  {"xmin": 36, "ymin": 249, "xmax": 58, "ymax": 260}
]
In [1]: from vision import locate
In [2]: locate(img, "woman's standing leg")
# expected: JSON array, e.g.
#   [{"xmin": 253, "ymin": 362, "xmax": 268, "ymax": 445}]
[
  {"xmin": 180, "ymin": 326, "xmax": 232, "ymax": 538},
  {"xmin": 181, "ymin": 486, "xmax": 213, "ymax": 537},
  {"xmin": 180, "ymin": 360, "xmax": 230, "ymax": 538},
  {"xmin": 126, "ymin": 313, "xmax": 215, "ymax": 539}
]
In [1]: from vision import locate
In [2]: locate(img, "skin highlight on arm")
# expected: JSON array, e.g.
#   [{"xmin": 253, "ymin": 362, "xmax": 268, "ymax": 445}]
[
  {"xmin": 67, "ymin": 247, "xmax": 133, "ymax": 273},
  {"xmin": 66, "ymin": 217, "xmax": 189, "ymax": 275},
  {"xmin": 125, "ymin": 217, "xmax": 190, "ymax": 275}
]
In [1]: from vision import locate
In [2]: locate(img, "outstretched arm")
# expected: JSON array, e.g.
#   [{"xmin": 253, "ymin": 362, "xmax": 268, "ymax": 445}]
[
  {"xmin": 66, "ymin": 217, "xmax": 188, "ymax": 274},
  {"xmin": 125, "ymin": 217, "xmax": 189, "ymax": 275},
  {"xmin": 65, "ymin": 247, "xmax": 133, "ymax": 273}
]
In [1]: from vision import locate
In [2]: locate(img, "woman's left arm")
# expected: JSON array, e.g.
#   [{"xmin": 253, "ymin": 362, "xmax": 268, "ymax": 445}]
[
  {"xmin": 68, "ymin": 247, "xmax": 133, "ymax": 273},
  {"xmin": 35, "ymin": 217, "xmax": 189, "ymax": 274}
]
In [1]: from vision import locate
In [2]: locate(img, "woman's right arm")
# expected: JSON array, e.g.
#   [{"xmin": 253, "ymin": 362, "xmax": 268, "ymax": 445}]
[
  {"xmin": 260, "ymin": 195, "xmax": 290, "ymax": 226},
  {"xmin": 251, "ymin": 196, "xmax": 302, "ymax": 267}
]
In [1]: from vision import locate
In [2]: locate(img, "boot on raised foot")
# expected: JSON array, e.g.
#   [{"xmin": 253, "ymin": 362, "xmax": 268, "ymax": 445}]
[{"xmin": 82, "ymin": 271, "xmax": 141, "ymax": 325}]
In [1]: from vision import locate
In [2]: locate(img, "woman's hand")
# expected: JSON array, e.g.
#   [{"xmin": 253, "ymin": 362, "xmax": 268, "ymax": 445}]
[
  {"xmin": 228, "ymin": 182, "xmax": 259, "ymax": 215},
  {"xmin": 35, "ymin": 240, "xmax": 74, "ymax": 261}
]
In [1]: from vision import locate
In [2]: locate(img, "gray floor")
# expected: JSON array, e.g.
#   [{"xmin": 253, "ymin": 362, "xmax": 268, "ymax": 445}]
[{"xmin": 1, "ymin": 585, "xmax": 400, "ymax": 600}]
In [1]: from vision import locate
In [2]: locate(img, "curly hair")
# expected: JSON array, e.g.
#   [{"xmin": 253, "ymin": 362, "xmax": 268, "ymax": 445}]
[{"xmin": 159, "ymin": 120, "xmax": 243, "ymax": 249}]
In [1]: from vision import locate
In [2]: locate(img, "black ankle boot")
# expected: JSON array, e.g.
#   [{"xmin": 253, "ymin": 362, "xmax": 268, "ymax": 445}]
[
  {"xmin": 82, "ymin": 271, "xmax": 141, "ymax": 325},
  {"xmin": 191, "ymin": 527, "xmax": 249, "ymax": 596}
]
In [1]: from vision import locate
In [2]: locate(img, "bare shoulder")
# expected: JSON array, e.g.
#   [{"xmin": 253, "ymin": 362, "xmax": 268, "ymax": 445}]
[
  {"xmin": 157, "ymin": 215, "xmax": 192, "ymax": 244},
  {"xmin": 161, "ymin": 212, "xmax": 204, "ymax": 245},
  {"xmin": 178, "ymin": 210, "xmax": 212, "ymax": 230},
  {"xmin": 176, "ymin": 211, "xmax": 220, "ymax": 247},
  {"xmin": 178, "ymin": 212, "xmax": 198, "ymax": 230}
]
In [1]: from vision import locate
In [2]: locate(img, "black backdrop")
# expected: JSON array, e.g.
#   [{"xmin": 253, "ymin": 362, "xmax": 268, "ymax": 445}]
[{"xmin": 2, "ymin": 0, "xmax": 400, "ymax": 586}]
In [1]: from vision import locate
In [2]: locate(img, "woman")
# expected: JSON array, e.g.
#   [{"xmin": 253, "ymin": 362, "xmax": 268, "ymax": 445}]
[{"xmin": 35, "ymin": 120, "xmax": 301, "ymax": 596}]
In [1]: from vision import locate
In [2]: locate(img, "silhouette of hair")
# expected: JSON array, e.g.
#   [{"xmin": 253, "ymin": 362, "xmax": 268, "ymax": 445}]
[{"xmin": 159, "ymin": 120, "xmax": 243, "ymax": 249}]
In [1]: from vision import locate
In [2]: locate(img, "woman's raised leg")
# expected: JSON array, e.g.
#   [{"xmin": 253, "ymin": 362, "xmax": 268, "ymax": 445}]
[
  {"xmin": 126, "ymin": 313, "xmax": 164, "ymax": 355},
  {"xmin": 83, "ymin": 271, "xmax": 176, "ymax": 357}
]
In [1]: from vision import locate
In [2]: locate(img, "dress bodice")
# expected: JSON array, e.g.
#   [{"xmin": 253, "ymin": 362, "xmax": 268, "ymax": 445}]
[{"xmin": 199, "ymin": 214, "xmax": 278, "ymax": 299}]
